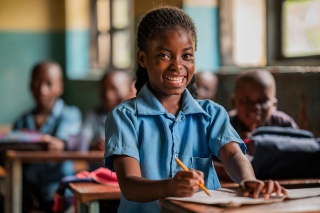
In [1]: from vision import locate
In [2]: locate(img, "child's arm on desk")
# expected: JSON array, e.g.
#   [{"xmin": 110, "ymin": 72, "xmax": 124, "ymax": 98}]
[
  {"xmin": 219, "ymin": 142, "xmax": 287, "ymax": 199},
  {"xmin": 42, "ymin": 134, "xmax": 65, "ymax": 151},
  {"xmin": 113, "ymin": 155, "xmax": 204, "ymax": 202}
]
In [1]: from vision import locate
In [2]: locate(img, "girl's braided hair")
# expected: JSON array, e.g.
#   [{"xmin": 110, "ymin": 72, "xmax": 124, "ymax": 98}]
[{"xmin": 135, "ymin": 6, "xmax": 197, "ymax": 96}]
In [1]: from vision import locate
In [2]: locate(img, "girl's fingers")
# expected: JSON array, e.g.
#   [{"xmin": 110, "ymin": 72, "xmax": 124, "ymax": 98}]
[
  {"xmin": 253, "ymin": 181, "xmax": 264, "ymax": 198},
  {"xmin": 274, "ymin": 181, "xmax": 282, "ymax": 195},
  {"xmin": 263, "ymin": 180, "xmax": 274, "ymax": 199}
]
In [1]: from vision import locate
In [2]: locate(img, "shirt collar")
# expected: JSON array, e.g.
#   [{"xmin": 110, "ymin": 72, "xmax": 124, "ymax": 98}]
[
  {"xmin": 136, "ymin": 83, "xmax": 209, "ymax": 117},
  {"xmin": 51, "ymin": 98, "xmax": 65, "ymax": 118}
]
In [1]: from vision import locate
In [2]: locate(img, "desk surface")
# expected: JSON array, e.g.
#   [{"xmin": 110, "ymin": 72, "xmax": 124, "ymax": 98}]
[
  {"xmin": 69, "ymin": 182, "xmax": 121, "ymax": 203},
  {"xmin": 220, "ymin": 178, "xmax": 320, "ymax": 189},
  {"xmin": 5, "ymin": 150, "xmax": 104, "ymax": 162},
  {"xmin": 160, "ymin": 193, "xmax": 320, "ymax": 213}
]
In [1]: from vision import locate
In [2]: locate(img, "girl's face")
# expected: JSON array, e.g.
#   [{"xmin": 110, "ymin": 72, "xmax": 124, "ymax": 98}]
[{"xmin": 138, "ymin": 28, "xmax": 195, "ymax": 98}]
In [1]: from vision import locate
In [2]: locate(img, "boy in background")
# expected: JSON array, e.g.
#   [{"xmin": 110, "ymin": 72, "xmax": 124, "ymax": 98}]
[
  {"xmin": 13, "ymin": 61, "xmax": 82, "ymax": 212},
  {"xmin": 80, "ymin": 70, "xmax": 136, "ymax": 170},
  {"xmin": 229, "ymin": 69, "xmax": 298, "ymax": 140}
]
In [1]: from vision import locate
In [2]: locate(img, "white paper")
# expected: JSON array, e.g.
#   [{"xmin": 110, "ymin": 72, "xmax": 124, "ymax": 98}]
[
  {"xmin": 166, "ymin": 187, "xmax": 320, "ymax": 207},
  {"xmin": 286, "ymin": 187, "xmax": 320, "ymax": 199},
  {"xmin": 166, "ymin": 188, "xmax": 285, "ymax": 207}
]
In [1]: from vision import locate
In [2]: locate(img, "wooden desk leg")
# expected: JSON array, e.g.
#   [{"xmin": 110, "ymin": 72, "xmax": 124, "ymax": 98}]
[
  {"xmin": 76, "ymin": 200, "xmax": 100, "ymax": 213},
  {"xmin": 88, "ymin": 201, "xmax": 100, "ymax": 213},
  {"xmin": 5, "ymin": 159, "xmax": 22, "ymax": 213},
  {"xmin": 77, "ymin": 200, "xmax": 87, "ymax": 213}
]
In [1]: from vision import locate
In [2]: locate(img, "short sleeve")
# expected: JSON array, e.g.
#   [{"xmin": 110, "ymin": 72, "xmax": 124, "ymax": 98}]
[
  {"xmin": 104, "ymin": 103, "xmax": 139, "ymax": 171},
  {"xmin": 56, "ymin": 106, "xmax": 82, "ymax": 141},
  {"xmin": 207, "ymin": 104, "xmax": 246, "ymax": 157}
]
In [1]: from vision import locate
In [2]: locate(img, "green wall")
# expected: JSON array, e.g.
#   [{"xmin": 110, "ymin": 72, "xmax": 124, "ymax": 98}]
[{"xmin": 0, "ymin": 32, "xmax": 66, "ymax": 123}]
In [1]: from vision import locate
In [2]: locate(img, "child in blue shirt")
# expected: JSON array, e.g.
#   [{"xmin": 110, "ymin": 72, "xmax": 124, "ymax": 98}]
[
  {"xmin": 104, "ymin": 6, "xmax": 287, "ymax": 213},
  {"xmin": 13, "ymin": 61, "xmax": 82, "ymax": 212}
]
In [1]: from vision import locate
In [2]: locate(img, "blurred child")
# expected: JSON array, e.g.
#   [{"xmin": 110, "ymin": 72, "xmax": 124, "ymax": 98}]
[
  {"xmin": 104, "ymin": 6, "xmax": 286, "ymax": 213},
  {"xmin": 195, "ymin": 71, "xmax": 218, "ymax": 101},
  {"xmin": 13, "ymin": 61, "xmax": 82, "ymax": 212},
  {"xmin": 80, "ymin": 70, "xmax": 136, "ymax": 170},
  {"xmin": 229, "ymin": 69, "xmax": 299, "ymax": 140}
]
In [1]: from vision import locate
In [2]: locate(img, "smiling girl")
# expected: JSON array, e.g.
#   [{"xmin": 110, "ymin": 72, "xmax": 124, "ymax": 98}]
[{"xmin": 104, "ymin": 6, "xmax": 286, "ymax": 213}]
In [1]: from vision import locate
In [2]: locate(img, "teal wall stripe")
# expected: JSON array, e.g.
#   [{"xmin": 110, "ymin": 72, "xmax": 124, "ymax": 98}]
[
  {"xmin": 184, "ymin": 6, "xmax": 220, "ymax": 72},
  {"xmin": 66, "ymin": 30, "xmax": 89, "ymax": 79}
]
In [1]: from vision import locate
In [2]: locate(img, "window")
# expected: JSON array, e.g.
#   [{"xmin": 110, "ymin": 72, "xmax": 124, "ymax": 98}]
[
  {"xmin": 282, "ymin": 0, "xmax": 320, "ymax": 58},
  {"xmin": 219, "ymin": 0, "xmax": 320, "ymax": 67},
  {"xmin": 90, "ymin": 0, "xmax": 134, "ymax": 75},
  {"xmin": 219, "ymin": 0, "xmax": 266, "ymax": 67}
]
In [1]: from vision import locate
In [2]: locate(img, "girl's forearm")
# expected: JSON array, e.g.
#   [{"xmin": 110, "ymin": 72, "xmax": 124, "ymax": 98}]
[
  {"xmin": 223, "ymin": 152, "xmax": 256, "ymax": 183},
  {"xmin": 119, "ymin": 176, "xmax": 172, "ymax": 202}
]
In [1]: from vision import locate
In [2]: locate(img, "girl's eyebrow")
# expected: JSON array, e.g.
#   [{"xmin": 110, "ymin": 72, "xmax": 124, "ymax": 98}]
[{"xmin": 156, "ymin": 46, "xmax": 194, "ymax": 52}]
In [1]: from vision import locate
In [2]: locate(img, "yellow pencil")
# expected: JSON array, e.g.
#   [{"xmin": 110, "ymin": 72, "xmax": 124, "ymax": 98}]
[{"xmin": 175, "ymin": 157, "xmax": 211, "ymax": 197}]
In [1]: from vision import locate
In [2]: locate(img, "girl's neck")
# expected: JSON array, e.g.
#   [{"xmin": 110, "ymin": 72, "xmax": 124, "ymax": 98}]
[{"xmin": 157, "ymin": 94, "xmax": 182, "ymax": 116}]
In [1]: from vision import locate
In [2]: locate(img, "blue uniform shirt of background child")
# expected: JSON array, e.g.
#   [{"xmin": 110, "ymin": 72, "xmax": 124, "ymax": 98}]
[{"xmin": 104, "ymin": 84, "xmax": 246, "ymax": 213}]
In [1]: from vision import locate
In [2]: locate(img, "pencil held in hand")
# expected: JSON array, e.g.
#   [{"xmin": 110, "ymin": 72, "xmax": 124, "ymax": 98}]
[{"xmin": 175, "ymin": 158, "xmax": 211, "ymax": 196}]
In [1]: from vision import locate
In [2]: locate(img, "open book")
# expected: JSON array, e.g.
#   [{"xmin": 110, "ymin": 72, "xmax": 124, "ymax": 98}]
[{"xmin": 166, "ymin": 187, "xmax": 320, "ymax": 207}]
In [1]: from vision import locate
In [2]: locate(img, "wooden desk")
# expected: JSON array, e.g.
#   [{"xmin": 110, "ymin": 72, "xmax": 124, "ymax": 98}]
[
  {"xmin": 160, "ymin": 188, "xmax": 320, "ymax": 213},
  {"xmin": 220, "ymin": 178, "xmax": 320, "ymax": 189},
  {"xmin": 4, "ymin": 150, "xmax": 104, "ymax": 213},
  {"xmin": 69, "ymin": 182, "xmax": 120, "ymax": 213}
]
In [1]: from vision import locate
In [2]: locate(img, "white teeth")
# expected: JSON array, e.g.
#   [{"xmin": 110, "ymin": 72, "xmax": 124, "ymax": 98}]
[{"xmin": 165, "ymin": 76, "xmax": 184, "ymax": 82}]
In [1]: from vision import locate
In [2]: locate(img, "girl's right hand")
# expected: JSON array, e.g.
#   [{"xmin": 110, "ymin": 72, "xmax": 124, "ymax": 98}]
[{"xmin": 169, "ymin": 170, "xmax": 204, "ymax": 197}]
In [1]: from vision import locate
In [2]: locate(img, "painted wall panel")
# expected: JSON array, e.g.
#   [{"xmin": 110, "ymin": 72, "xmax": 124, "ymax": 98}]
[
  {"xmin": 0, "ymin": 0, "xmax": 65, "ymax": 31},
  {"xmin": 66, "ymin": 30, "xmax": 89, "ymax": 79},
  {"xmin": 183, "ymin": 6, "xmax": 220, "ymax": 72},
  {"xmin": 0, "ymin": 32, "xmax": 65, "ymax": 123}
]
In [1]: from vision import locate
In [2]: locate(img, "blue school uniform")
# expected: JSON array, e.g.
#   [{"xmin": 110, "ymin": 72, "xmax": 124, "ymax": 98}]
[
  {"xmin": 13, "ymin": 98, "xmax": 82, "ymax": 203},
  {"xmin": 104, "ymin": 84, "xmax": 245, "ymax": 213}
]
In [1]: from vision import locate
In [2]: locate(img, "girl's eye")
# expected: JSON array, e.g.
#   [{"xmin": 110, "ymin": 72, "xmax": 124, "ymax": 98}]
[
  {"xmin": 159, "ymin": 53, "xmax": 171, "ymax": 59},
  {"xmin": 183, "ymin": 53, "xmax": 194, "ymax": 60}
]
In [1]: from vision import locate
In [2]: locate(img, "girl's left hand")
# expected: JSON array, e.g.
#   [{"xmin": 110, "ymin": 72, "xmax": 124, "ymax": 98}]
[{"xmin": 239, "ymin": 179, "xmax": 287, "ymax": 199}]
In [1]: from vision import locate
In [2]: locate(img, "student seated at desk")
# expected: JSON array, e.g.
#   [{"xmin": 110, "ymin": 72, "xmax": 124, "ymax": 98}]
[
  {"xmin": 104, "ymin": 6, "xmax": 287, "ymax": 213},
  {"xmin": 80, "ymin": 69, "xmax": 136, "ymax": 171},
  {"xmin": 195, "ymin": 70, "xmax": 218, "ymax": 101},
  {"xmin": 229, "ymin": 69, "xmax": 299, "ymax": 142},
  {"xmin": 13, "ymin": 61, "xmax": 82, "ymax": 212}
]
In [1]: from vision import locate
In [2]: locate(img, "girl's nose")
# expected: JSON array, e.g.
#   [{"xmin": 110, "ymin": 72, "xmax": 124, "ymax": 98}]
[{"xmin": 171, "ymin": 58, "xmax": 183, "ymax": 71}]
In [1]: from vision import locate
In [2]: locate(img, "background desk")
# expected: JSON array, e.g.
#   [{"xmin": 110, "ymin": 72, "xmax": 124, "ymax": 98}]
[
  {"xmin": 4, "ymin": 150, "xmax": 104, "ymax": 213},
  {"xmin": 69, "ymin": 182, "xmax": 120, "ymax": 213},
  {"xmin": 160, "ymin": 189, "xmax": 320, "ymax": 213}
]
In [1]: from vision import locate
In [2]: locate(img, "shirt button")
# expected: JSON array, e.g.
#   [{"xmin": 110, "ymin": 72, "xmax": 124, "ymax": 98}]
[{"xmin": 174, "ymin": 154, "xmax": 178, "ymax": 158}]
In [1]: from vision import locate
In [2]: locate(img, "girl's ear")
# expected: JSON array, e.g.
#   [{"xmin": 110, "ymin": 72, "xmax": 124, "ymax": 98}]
[{"xmin": 137, "ymin": 50, "xmax": 146, "ymax": 68}]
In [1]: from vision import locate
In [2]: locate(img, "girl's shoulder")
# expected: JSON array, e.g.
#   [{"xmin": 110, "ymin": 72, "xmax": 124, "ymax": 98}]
[
  {"xmin": 196, "ymin": 99, "xmax": 226, "ymax": 114},
  {"xmin": 110, "ymin": 97, "xmax": 137, "ymax": 115}
]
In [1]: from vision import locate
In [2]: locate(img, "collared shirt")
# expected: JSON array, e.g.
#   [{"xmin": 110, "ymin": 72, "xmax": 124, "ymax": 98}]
[
  {"xmin": 104, "ymin": 84, "xmax": 245, "ymax": 213},
  {"xmin": 13, "ymin": 98, "xmax": 82, "ymax": 141},
  {"xmin": 13, "ymin": 98, "xmax": 82, "ymax": 202}
]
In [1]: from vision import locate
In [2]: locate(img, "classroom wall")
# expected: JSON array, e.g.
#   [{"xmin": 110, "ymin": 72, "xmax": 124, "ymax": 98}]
[
  {"xmin": 0, "ymin": 0, "xmax": 66, "ymax": 124},
  {"xmin": 0, "ymin": 0, "xmax": 320, "ymax": 138}
]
